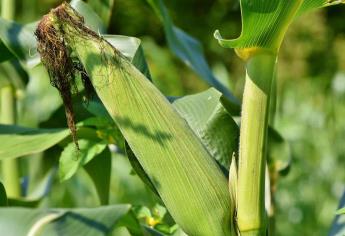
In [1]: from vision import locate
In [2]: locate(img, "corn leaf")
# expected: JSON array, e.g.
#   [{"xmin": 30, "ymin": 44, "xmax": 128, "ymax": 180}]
[
  {"xmin": 0, "ymin": 205, "xmax": 134, "ymax": 236},
  {"xmin": 215, "ymin": 0, "xmax": 303, "ymax": 51},
  {"xmin": 146, "ymin": 0, "xmax": 239, "ymax": 106},
  {"xmin": 215, "ymin": 0, "xmax": 344, "ymax": 51},
  {"xmin": 173, "ymin": 88, "xmax": 239, "ymax": 168},
  {"xmin": 0, "ymin": 125, "xmax": 70, "ymax": 159},
  {"xmin": 84, "ymin": 148, "xmax": 112, "ymax": 205},
  {"xmin": 299, "ymin": 0, "xmax": 345, "ymax": 14},
  {"xmin": 50, "ymin": 4, "xmax": 233, "ymax": 235},
  {"xmin": 59, "ymin": 139, "xmax": 107, "ymax": 181}
]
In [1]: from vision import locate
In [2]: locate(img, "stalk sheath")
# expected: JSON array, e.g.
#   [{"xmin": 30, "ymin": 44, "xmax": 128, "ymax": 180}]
[
  {"xmin": 237, "ymin": 52, "xmax": 277, "ymax": 236},
  {"xmin": 1, "ymin": 0, "xmax": 15, "ymax": 20},
  {"xmin": 0, "ymin": 86, "xmax": 20, "ymax": 197}
]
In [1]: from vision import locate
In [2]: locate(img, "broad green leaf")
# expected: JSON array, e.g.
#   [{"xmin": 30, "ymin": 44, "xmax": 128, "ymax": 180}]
[
  {"xmin": 46, "ymin": 4, "xmax": 233, "ymax": 235},
  {"xmin": 299, "ymin": 0, "xmax": 345, "ymax": 14},
  {"xmin": 59, "ymin": 139, "xmax": 107, "ymax": 181},
  {"xmin": 215, "ymin": 0, "xmax": 344, "ymax": 52},
  {"xmin": 71, "ymin": 0, "xmax": 106, "ymax": 34},
  {"xmin": 84, "ymin": 147, "xmax": 111, "ymax": 205},
  {"xmin": 0, "ymin": 182, "xmax": 8, "ymax": 206},
  {"xmin": 146, "ymin": 0, "xmax": 239, "ymax": 105},
  {"xmin": 0, "ymin": 205, "xmax": 132, "ymax": 236},
  {"xmin": 0, "ymin": 125, "xmax": 70, "ymax": 159},
  {"xmin": 215, "ymin": 1, "xmax": 302, "ymax": 51},
  {"xmin": 87, "ymin": 0, "xmax": 115, "ymax": 27},
  {"xmin": 173, "ymin": 88, "xmax": 239, "ymax": 168}
]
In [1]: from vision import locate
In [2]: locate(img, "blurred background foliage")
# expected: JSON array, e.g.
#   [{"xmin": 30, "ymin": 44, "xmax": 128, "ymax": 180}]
[{"xmin": 0, "ymin": 0, "xmax": 344, "ymax": 235}]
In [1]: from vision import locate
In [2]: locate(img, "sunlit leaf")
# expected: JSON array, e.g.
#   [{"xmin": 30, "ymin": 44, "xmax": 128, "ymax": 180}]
[
  {"xmin": 173, "ymin": 88, "xmax": 239, "ymax": 168},
  {"xmin": 215, "ymin": 1, "xmax": 302, "ymax": 51},
  {"xmin": 59, "ymin": 139, "xmax": 107, "ymax": 181},
  {"xmin": 215, "ymin": 0, "xmax": 344, "ymax": 52},
  {"xmin": 299, "ymin": 0, "xmax": 345, "ymax": 14},
  {"xmin": 0, "ymin": 125, "xmax": 70, "ymax": 159}
]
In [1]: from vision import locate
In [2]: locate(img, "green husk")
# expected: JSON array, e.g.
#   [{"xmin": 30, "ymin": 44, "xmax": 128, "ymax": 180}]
[{"xmin": 35, "ymin": 3, "xmax": 234, "ymax": 236}]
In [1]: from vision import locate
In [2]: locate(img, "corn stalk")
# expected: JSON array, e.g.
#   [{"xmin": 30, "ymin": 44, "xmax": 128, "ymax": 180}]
[
  {"xmin": 0, "ymin": 0, "xmax": 20, "ymax": 198},
  {"xmin": 215, "ymin": 0, "xmax": 343, "ymax": 235}
]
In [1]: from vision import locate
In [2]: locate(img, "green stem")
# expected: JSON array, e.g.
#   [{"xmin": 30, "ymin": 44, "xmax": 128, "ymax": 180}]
[
  {"xmin": 237, "ymin": 52, "xmax": 277, "ymax": 236},
  {"xmin": 0, "ymin": 86, "xmax": 21, "ymax": 197},
  {"xmin": 1, "ymin": 0, "xmax": 15, "ymax": 20},
  {"xmin": 1, "ymin": 0, "xmax": 20, "ymax": 198}
]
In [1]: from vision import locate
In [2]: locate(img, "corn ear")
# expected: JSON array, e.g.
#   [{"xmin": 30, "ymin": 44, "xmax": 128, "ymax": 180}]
[{"xmin": 36, "ymin": 3, "xmax": 234, "ymax": 236}]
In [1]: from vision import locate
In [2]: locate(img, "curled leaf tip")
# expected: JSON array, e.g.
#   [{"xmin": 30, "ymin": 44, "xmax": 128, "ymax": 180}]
[{"xmin": 213, "ymin": 30, "xmax": 238, "ymax": 49}]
